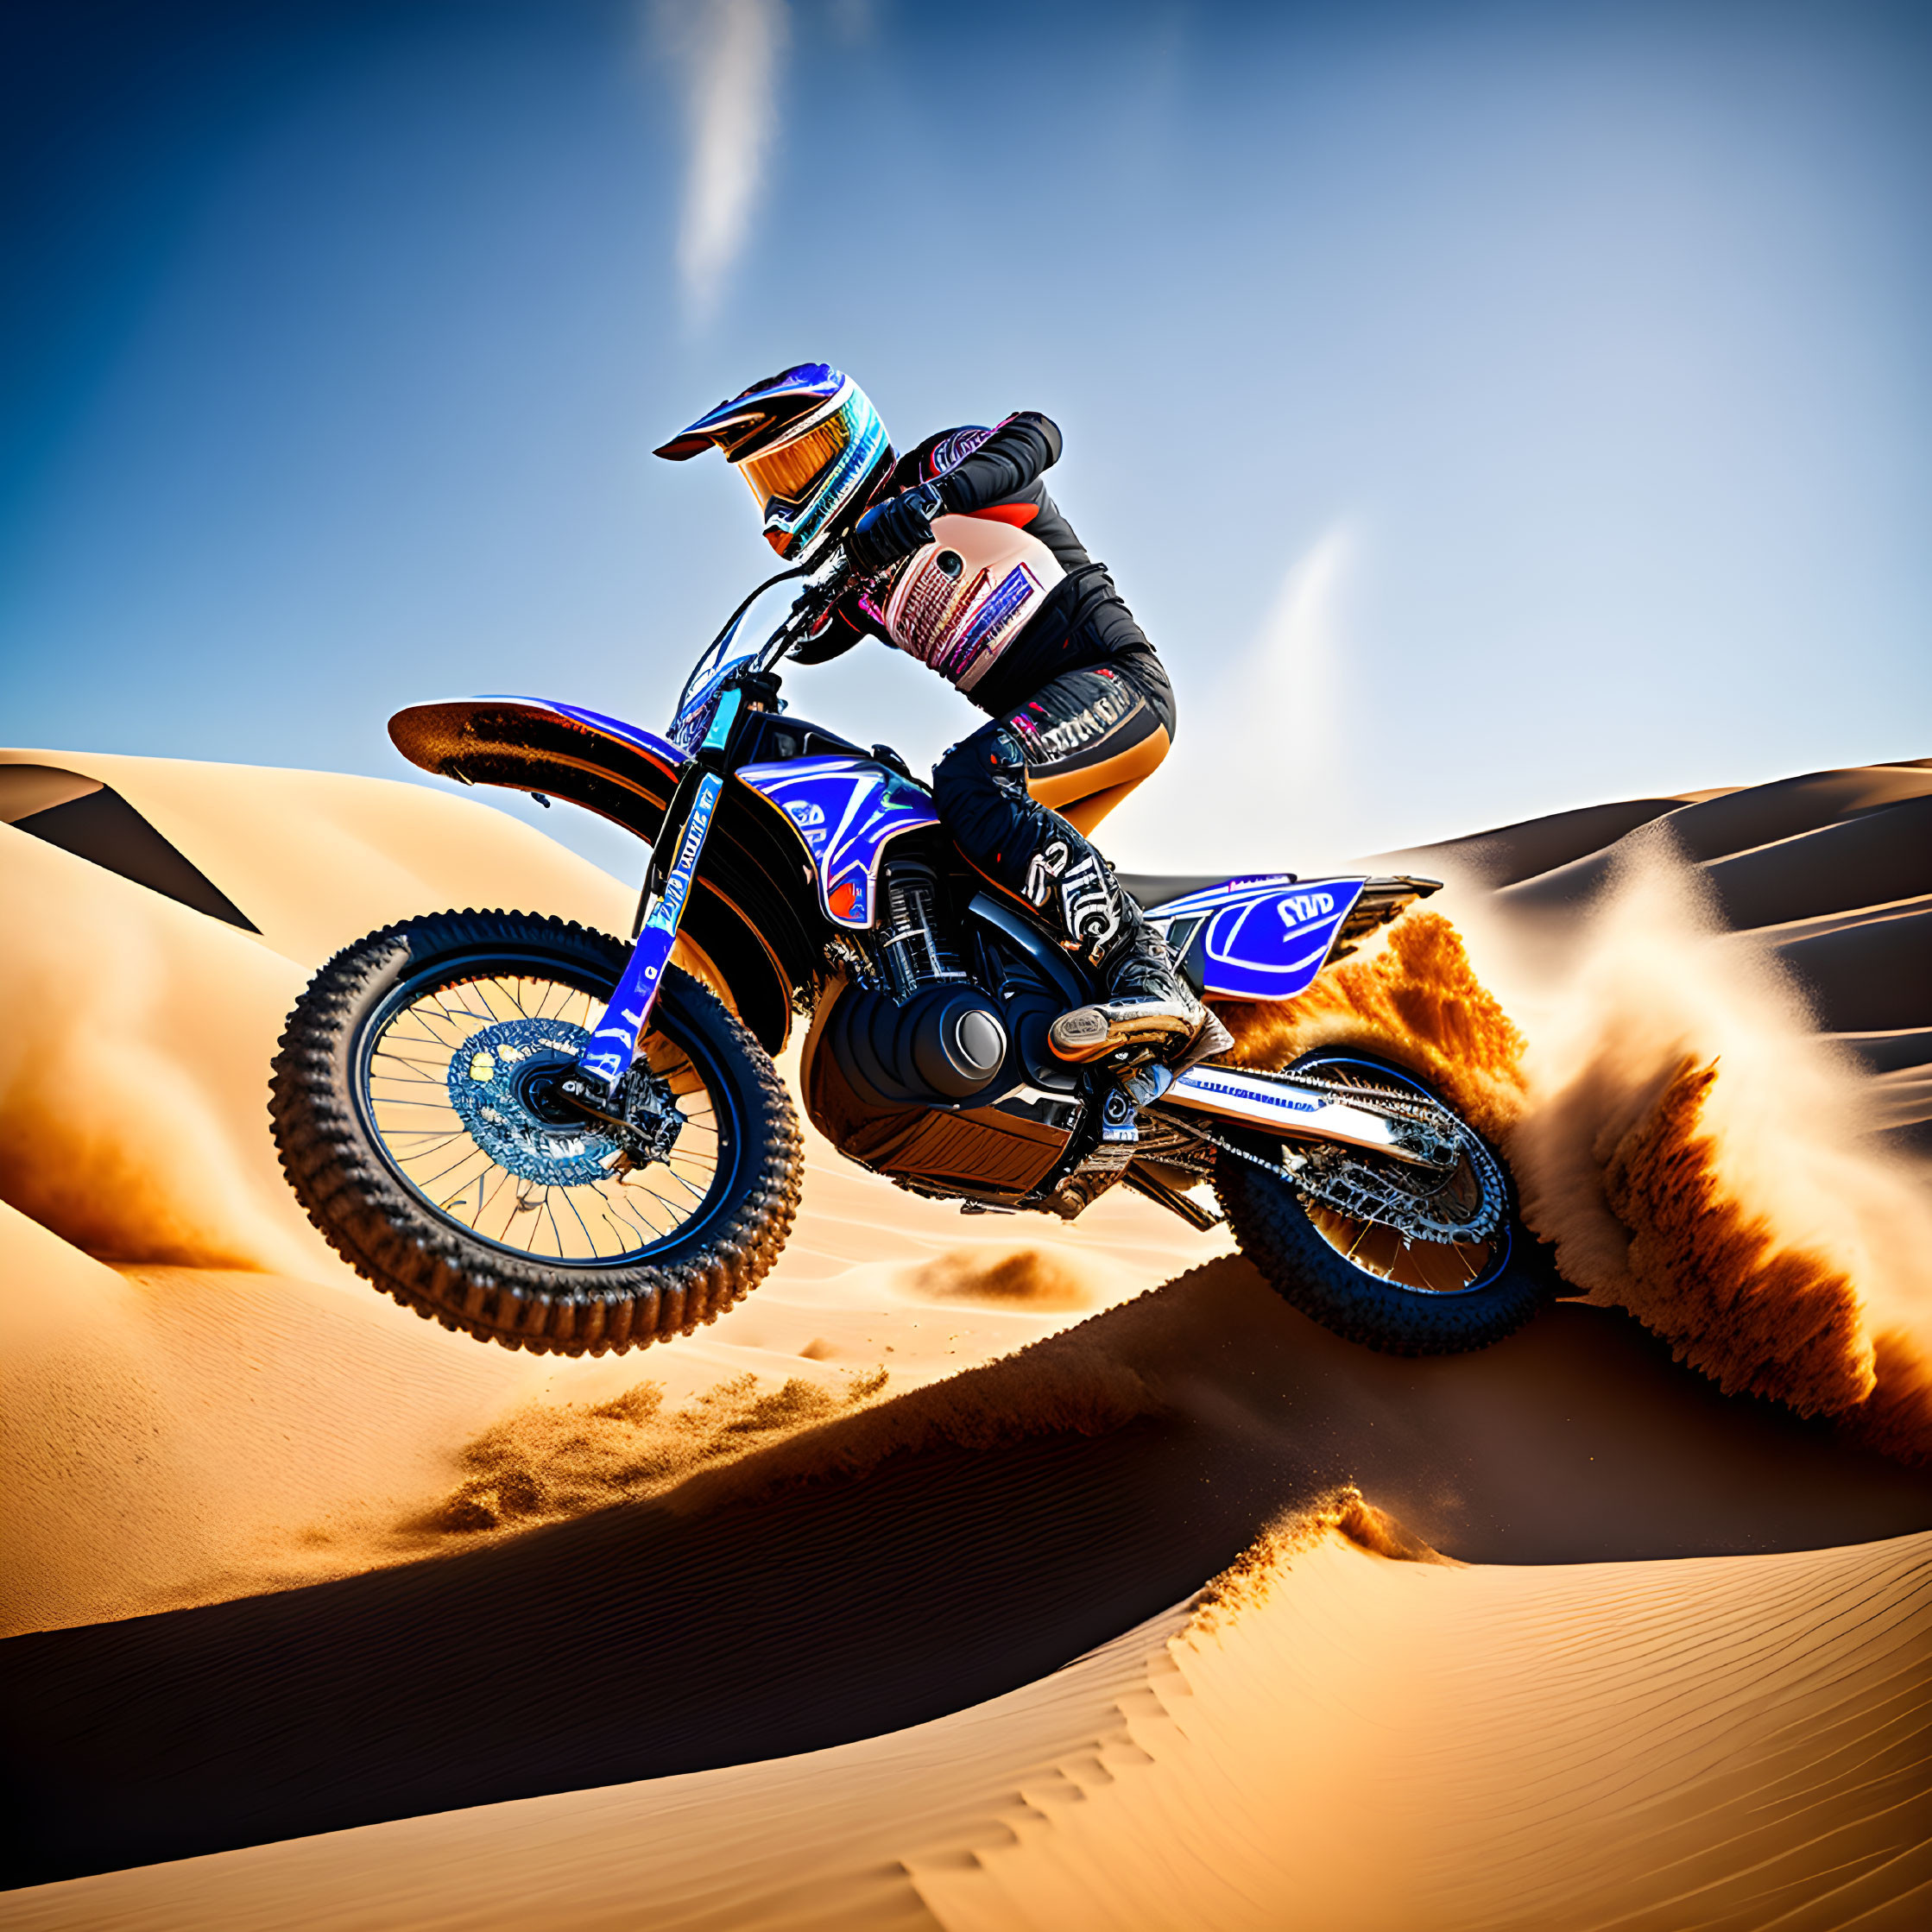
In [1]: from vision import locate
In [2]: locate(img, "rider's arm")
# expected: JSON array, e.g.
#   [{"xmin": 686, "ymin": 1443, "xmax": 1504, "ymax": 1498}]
[
  {"xmin": 934, "ymin": 412, "xmax": 1063, "ymax": 510},
  {"xmin": 846, "ymin": 413, "xmax": 1066, "ymax": 572}
]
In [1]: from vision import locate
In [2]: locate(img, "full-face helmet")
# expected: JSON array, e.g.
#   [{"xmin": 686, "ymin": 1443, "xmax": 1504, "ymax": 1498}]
[{"xmin": 654, "ymin": 364, "xmax": 893, "ymax": 560}]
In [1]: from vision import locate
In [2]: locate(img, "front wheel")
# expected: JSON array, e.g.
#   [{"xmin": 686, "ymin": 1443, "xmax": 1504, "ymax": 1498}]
[
  {"xmin": 270, "ymin": 911, "xmax": 802, "ymax": 1354},
  {"xmin": 1215, "ymin": 1048, "xmax": 1553, "ymax": 1356}
]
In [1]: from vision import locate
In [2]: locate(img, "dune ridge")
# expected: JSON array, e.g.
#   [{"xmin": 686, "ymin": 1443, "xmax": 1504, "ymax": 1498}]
[
  {"xmin": 1184, "ymin": 1483, "xmax": 1455, "ymax": 1638},
  {"xmin": 917, "ymin": 1521, "xmax": 1932, "ymax": 1931}
]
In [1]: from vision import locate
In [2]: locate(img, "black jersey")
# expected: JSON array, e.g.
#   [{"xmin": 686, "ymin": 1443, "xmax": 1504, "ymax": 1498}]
[{"xmin": 792, "ymin": 412, "xmax": 1155, "ymax": 716}]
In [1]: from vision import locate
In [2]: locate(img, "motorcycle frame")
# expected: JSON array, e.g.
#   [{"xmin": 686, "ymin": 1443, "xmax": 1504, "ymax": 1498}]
[{"xmin": 390, "ymin": 557, "xmax": 1448, "ymax": 1204}]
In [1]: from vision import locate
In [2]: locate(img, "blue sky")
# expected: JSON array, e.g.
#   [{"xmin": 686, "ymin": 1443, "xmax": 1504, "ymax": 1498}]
[{"xmin": 3, "ymin": 0, "xmax": 1927, "ymax": 875}]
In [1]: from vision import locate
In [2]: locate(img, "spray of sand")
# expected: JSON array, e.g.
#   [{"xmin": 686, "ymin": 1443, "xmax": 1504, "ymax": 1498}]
[
  {"xmin": 1216, "ymin": 911, "xmax": 1530, "ymax": 1140},
  {"xmin": 664, "ymin": 1323, "xmax": 1164, "ymax": 1520},
  {"xmin": 410, "ymin": 1307, "xmax": 1165, "ymax": 1544},
  {"xmin": 421, "ymin": 1369, "xmax": 893, "ymax": 1535},
  {"xmin": 1219, "ymin": 872, "xmax": 1932, "ymax": 1462},
  {"xmin": 1497, "ymin": 846, "xmax": 1932, "ymax": 1458},
  {"xmin": 1187, "ymin": 1487, "xmax": 1449, "ymax": 1639}
]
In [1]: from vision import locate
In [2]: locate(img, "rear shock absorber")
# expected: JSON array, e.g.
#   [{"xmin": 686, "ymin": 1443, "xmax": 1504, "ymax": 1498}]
[{"xmin": 877, "ymin": 856, "xmax": 968, "ymax": 1002}]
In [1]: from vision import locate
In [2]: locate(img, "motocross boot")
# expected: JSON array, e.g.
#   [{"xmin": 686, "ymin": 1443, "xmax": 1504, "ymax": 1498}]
[{"xmin": 1048, "ymin": 889, "xmax": 1220, "ymax": 1066}]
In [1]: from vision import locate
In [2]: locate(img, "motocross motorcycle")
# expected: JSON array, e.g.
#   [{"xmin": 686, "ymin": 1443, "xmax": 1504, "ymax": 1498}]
[{"xmin": 270, "ymin": 552, "xmax": 1551, "ymax": 1360}]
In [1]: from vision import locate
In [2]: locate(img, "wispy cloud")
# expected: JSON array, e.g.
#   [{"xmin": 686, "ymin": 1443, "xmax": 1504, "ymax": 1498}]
[
  {"xmin": 826, "ymin": 0, "xmax": 877, "ymax": 40},
  {"xmin": 653, "ymin": 0, "xmax": 788, "ymax": 322},
  {"xmin": 1220, "ymin": 523, "xmax": 1361, "ymax": 868},
  {"xmin": 1106, "ymin": 524, "xmax": 1362, "ymax": 874}
]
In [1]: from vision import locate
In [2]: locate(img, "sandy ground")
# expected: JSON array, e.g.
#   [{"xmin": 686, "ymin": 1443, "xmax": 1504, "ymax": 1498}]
[
  {"xmin": 0, "ymin": 748, "xmax": 1213, "ymax": 1638},
  {"xmin": 3, "ymin": 746, "xmax": 1930, "ymax": 1924},
  {"xmin": 11, "ymin": 1519, "xmax": 1928, "ymax": 1932}
]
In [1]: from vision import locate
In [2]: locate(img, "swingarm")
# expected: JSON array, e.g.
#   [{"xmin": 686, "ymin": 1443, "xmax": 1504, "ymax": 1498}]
[{"xmin": 1159, "ymin": 1064, "xmax": 1459, "ymax": 1168}]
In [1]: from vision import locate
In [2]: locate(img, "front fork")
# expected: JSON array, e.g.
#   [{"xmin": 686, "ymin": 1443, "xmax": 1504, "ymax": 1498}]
[{"xmin": 571, "ymin": 692, "xmax": 739, "ymax": 1095}]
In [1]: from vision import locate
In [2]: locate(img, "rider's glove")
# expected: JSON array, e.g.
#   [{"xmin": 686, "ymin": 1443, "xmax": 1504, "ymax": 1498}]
[{"xmin": 846, "ymin": 482, "xmax": 944, "ymax": 573}]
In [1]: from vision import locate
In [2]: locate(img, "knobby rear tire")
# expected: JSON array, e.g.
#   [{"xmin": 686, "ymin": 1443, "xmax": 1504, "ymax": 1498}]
[
  {"xmin": 268, "ymin": 910, "xmax": 803, "ymax": 1355},
  {"xmin": 1215, "ymin": 1051, "xmax": 1553, "ymax": 1357}
]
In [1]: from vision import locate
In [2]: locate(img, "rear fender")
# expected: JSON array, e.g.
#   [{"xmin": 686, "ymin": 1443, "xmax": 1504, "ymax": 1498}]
[
  {"xmin": 1140, "ymin": 872, "xmax": 1443, "ymax": 1002},
  {"xmin": 389, "ymin": 697, "xmax": 820, "ymax": 1051},
  {"xmin": 1143, "ymin": 874, "xmax": 1366, "ymax": 1002}
]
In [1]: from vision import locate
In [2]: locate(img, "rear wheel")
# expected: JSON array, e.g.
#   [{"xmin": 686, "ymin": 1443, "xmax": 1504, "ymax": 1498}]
[
  {"xmin": 270, "ymin": 911, "xmax": 802, "ymax": 1354},
  {"xmin": 1215, "ymin": 1048, "xmax": 1552, "ymax": 1355}
]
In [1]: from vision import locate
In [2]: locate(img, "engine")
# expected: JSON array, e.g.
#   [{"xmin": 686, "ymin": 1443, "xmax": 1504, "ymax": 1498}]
[{"xmin": 824, "ymin": 850, "xmax": 1009, "ymax": 1107}]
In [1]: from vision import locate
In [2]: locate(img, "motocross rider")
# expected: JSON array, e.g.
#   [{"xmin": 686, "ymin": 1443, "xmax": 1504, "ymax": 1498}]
[{"xmin": 655, "ymin": 363, "xmax": 1228, "ymax": 1068}]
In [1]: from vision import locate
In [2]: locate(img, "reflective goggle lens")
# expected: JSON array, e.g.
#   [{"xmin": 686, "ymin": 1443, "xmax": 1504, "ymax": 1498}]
[{"xmin": 737, "ymin": 407, "xmax": 855, "ymax": 509}]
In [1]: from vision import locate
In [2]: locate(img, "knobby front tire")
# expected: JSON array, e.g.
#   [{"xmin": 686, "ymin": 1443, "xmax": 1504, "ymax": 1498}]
[{"xmin": 269, "ymin": 910, "xmax": 803, "ymax": 1355}]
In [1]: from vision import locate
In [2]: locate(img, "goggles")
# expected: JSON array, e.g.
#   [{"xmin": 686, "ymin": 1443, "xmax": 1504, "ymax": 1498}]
[
  {"xmin": 736, "ymin": 382, "xmax": 888, "ymax": 557},
  {"xmin": 739, "ymin": 408, "xmax": 853, "ymax": 508}
]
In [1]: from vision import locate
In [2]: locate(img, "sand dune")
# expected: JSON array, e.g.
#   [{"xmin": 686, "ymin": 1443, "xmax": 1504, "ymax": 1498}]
[
  {"xmin": 3, "ymin": 746, "xmax": 1931, "ymax": 1922},
  {"xmin": 6, "ymin": 1263, "xmax": 1930, "ymax": 1886},
  {"xmin": 922, "ymin": 1518, "xmax": 1932, "ymax": 1932},
  {"xmin": 7, "ymin": 1514, "xmax": 1927, "ymax": 1929},
  {"xmin": 0, "ymin": 748, "xmax": 1210, "ymax": 1636}
]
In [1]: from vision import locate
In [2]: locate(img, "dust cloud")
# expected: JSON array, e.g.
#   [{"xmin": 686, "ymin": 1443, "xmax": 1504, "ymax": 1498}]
[
  {"xmin": 1498, "ymin": 847, "xmax": 1932, "ymax": 1459},
  {"xmin": 1222, "ymin": 854, "xmax": 1932, "ymax": 1461},
  {"xmin": 0, "ymin": 839, "xmax": 324, "ymax": 1275},
  {"xmin": 906, "ymin": 1246, "xmax": 1096, "ymax": 1310}
]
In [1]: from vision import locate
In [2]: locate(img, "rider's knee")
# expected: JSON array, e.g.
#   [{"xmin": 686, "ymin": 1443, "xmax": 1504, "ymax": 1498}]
[{"xmin": 934, "ymin": 723, "xmax": 1027, "ymax": 810}]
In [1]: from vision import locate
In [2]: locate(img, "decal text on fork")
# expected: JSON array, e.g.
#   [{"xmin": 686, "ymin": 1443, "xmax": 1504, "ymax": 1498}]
[{"xmin": 578, "ymin": 771, "xmax": 724, "ymax": 1089}]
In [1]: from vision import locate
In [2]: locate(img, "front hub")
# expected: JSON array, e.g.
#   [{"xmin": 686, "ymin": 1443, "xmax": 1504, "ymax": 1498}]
[{"xmin": 445, "ymin": 1016, "xmax": 627, "ymax": 1187}]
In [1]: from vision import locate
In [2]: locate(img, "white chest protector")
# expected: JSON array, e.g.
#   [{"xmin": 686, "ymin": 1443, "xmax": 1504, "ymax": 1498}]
[{"xmin": 871, "ymin": 513, "xmax": 1067, "ymax": 693}]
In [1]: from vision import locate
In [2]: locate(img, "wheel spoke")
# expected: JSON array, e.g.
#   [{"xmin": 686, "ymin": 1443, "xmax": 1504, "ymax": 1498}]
[
  {"xmin": 362, "ymin": 963, "xmax": 736, "ymax": 1268},
  {"xmin": 559, "ymin": 1185, "xmax": 600, "ymax": 1256},
  {"xmin": 610, "ymin": 1179, "xmax": 668, "ymax": 1238},
  {"xmin": 1285, "ymin": 1060, "xmax": 1507, "ymax": 1297}
]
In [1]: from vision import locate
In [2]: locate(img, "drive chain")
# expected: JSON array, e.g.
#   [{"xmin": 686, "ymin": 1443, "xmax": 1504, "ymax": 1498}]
[{"xmin": 1151, "ymin": 1070, "xmax": 1506, "ymax": 1246}]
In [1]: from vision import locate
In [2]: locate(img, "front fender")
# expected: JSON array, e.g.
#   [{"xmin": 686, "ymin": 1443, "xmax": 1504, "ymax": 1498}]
[{"xmin": 390, "ymin": 697, "xmax": 822, "ymax": 1051}]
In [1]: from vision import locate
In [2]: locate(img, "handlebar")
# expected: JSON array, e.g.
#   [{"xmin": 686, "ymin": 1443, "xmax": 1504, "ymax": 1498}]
[
  {"xmin": 736, "ymin": 547, "xmax": 868, "ymax": 681},
  {"xmin": 672, "ymin": 548, "xmax": 879, "ymax": 749}
]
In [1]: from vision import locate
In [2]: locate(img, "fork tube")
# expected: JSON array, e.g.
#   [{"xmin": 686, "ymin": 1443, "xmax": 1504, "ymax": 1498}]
[{"xmin": 576, "ymin": 769, "xmax": 725, "ymax": 1090}]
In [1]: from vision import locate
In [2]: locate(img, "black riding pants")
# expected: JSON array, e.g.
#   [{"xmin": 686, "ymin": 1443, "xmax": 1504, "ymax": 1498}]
[{"xmin": 932, "ymin": 649, "xmax": 1175, "ymax": 949}]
